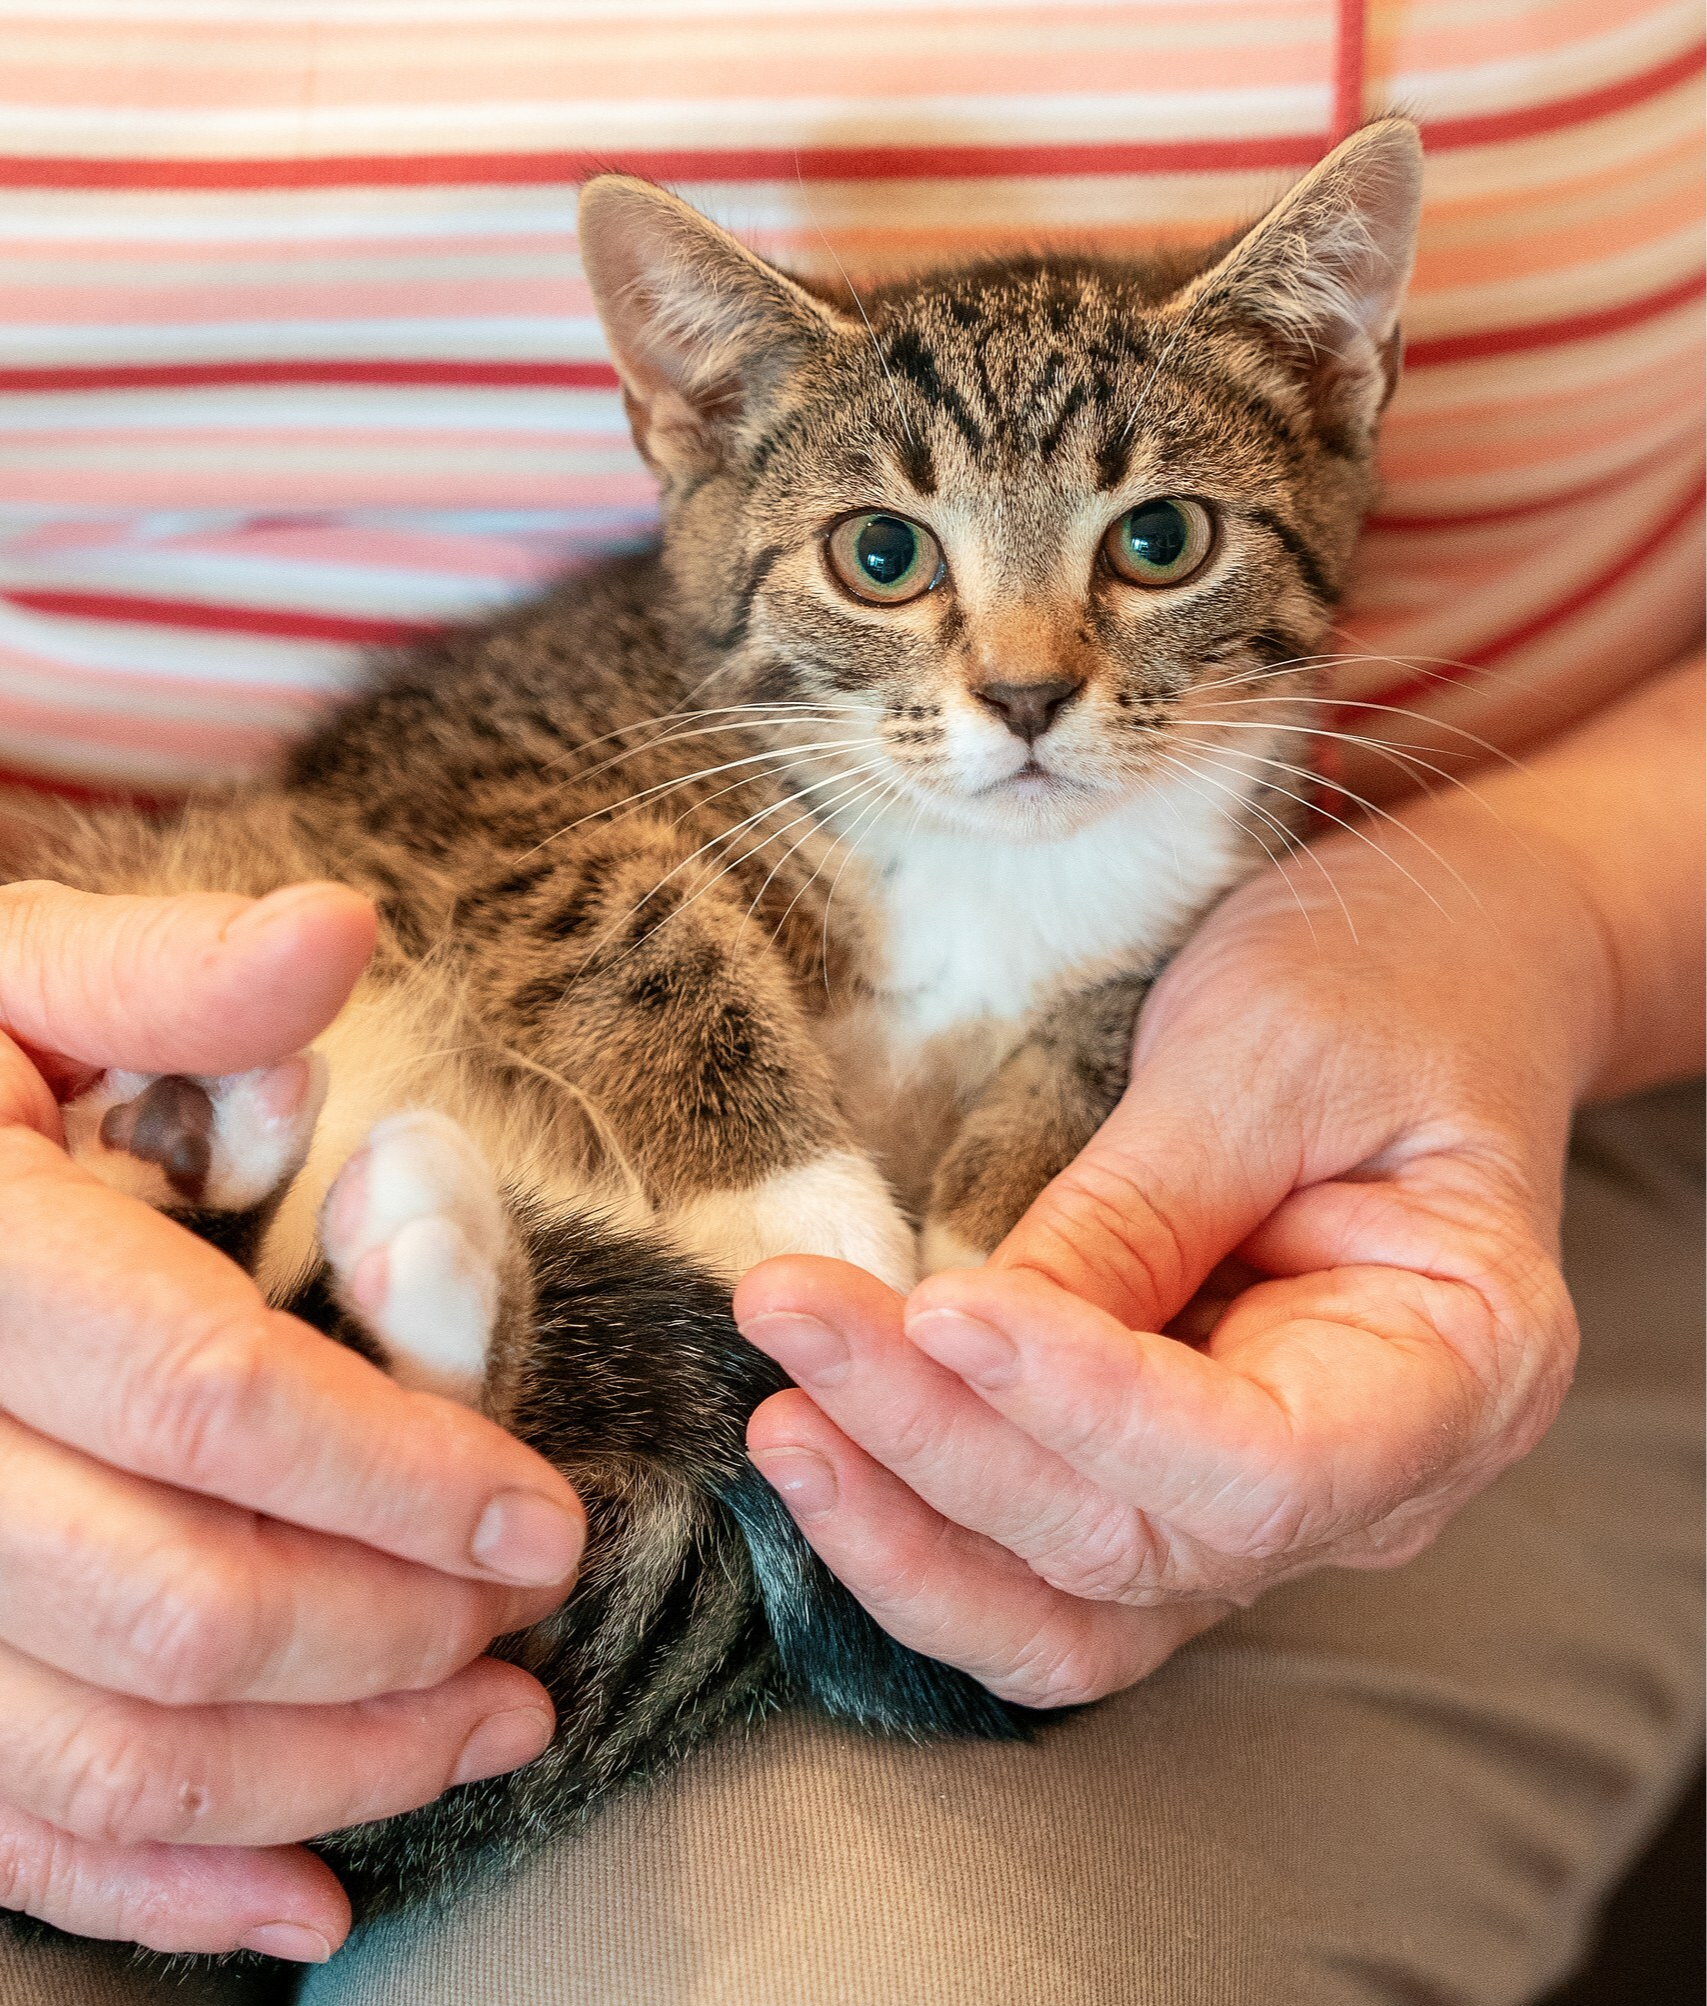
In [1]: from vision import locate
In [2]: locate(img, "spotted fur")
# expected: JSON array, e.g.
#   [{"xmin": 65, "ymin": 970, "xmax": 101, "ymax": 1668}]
[{"xmin": 8, "ymin": 118, "xmax": 1421, "ymax": 1923}]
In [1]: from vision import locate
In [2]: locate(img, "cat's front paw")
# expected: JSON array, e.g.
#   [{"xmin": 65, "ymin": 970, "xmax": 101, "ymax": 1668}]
[
  {"xmin": 64, "ymin": 1056, "xmax": 326, "ymax": 1213},
  {"xmin": 320, "ymin": 1111, "xmax": 506, "ymax": 1404},
  {"xmin": 669, "ymin": 1148, "xmax": 919, "ymax": 1294},
  {"xmin": 919, "ymin": 1217, "xmax": 992, "ymax": 1275}
]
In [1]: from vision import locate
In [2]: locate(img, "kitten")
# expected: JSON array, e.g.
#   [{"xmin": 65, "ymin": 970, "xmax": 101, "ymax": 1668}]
[{"xmin": 14, "ymin": 118, "xmax": 1420, "ymax": 1917}]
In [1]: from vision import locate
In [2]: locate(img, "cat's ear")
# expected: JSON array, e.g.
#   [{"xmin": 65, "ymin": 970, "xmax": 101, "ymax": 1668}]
[
  {"xmin": 1177, "ymin": 117, "xmax": 1423, "ymax": 434},
  {"xmin": 577, "ymin": 175, "xmax": 847, "ymax": 482}
]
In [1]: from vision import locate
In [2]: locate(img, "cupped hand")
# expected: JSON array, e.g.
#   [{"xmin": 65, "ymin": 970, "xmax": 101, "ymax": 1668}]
[
  {"xmin": 736, "ymin": 760, "xmax": 1636, "ymax": 1709},
  {"xmin": 0, "ymin": 881, "xmax": 586, "ymax": 1961}
]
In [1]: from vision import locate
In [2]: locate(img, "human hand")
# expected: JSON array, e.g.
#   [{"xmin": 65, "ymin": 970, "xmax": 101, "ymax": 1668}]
[
  {"xmin": 0, "ymin": 881, "xmax": 586, "ymax": 1961},
  {"xmin": 735, "ymin": 725, "xmax": 1666, "ymax": 1706}
]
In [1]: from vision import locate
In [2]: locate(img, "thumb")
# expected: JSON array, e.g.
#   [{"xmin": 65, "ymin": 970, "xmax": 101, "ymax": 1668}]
[
  {"xmin": 991, "ymin": 1035, "xmax": 1302, "ymax": 1330},
  {"xmin": 0, "ymin": 879, "xmax": 376, "ymax": 1078}
]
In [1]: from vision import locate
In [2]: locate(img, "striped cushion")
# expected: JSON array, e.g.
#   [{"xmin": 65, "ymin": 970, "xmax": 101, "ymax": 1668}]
[{"xmin": 0, "ymin": 0, "xmax": 1700, "ymax": 795}]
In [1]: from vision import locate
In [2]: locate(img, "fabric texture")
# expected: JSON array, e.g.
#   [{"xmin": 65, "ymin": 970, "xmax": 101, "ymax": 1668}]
[
  {"xmin": 4, "ymin": 1081, "xmax": 1699, "ymax": 2006},
  {"xmin": 0, "ymin": 0, "xmax": 1701, "ymax": 792}
]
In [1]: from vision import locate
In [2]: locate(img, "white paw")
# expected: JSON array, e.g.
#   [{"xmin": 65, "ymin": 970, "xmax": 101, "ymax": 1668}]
[
  {"xmin": 669, "ymin": 1149, "xmax": 920, "ymax": 1294},
  {"xmin": 65, "ymin": 1056, "xmax": 326, "ymax": 1212},
  {"xmin": 919, "ymin": 1220, "xmax": 990, "ymax": 1275},
  {"xmin": 320, "ymin": 1111, "xmax": 505, "ymax": 1404}
]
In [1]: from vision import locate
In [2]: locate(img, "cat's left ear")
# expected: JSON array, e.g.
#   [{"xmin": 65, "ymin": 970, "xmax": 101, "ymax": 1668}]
[
  {"xmin": 578, "ymin": 176, "xmax": 848, "ymax": 484},
  {"xmin": 1177, "ymin": 117, "xmax": 1424, "ymax": 435}
]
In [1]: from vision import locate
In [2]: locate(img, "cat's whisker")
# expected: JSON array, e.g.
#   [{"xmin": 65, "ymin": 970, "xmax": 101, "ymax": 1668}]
[
  {"xmin": 1174, "ymin": 714, "xmax": 1510, "ymax": 809},
  {"xmin": 547, "ymin": 709, "xmax": 865, "ymax": 791},
  {"xmin": 575, "ymin": 758, "xmax": 898, "ymax": 983},
  {"xmin": 1185, "ymin": 739, "xmax": 1482, "ymax": 907},
  {"xmin": 749, "ymin": 771, "xmax": 904, "ymax": 973},
  {"xmin": 815, "ymin": 777, "xmax": 909, "ymax": 981},
  {"xmin": 1150, "ymin": 748, "xmax": 1343, "ymax": 943},
  {"xmin": 518, "ymin": 736, "xmax": 878, "ymax": 857},
  {"xmin": 545, "ymin": 699, "xmax": 868, "ymax": 775},
  {"xmin": 655, "ymin": 739, "xmax": 888, "ymax": 841},
  {"xmin": 1172, "ymin": 742, "xmax": 1456, "ymax": 921},
  {"xmin": 1190, "ymin": 691, "xmax": 1532, "ymax": 773}
]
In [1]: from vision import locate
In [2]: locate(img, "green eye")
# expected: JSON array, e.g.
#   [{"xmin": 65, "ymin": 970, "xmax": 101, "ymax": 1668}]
[
  {"xmin": 1104, "ymin": 498, "xmax": 1213, "ymax": 586},
  {"xmin": 826, "ymin": 512, "xmax": 944, "ymax": 605}
]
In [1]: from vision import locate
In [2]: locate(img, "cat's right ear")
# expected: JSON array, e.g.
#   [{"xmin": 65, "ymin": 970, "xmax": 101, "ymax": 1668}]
[{"xmin": 577, "ymin": 176, "xmax": 845, "ymax": 483}]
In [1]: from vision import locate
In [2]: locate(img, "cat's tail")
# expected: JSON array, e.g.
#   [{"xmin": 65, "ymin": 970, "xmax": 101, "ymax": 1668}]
[{"xmin": 721, "ymin": 1461, "xmax": 1029, "ymax": 1741}]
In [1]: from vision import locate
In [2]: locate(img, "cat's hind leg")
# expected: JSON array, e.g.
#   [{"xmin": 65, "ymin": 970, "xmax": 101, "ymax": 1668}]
[
  {"xmin": 67, "ymin": 1056, "xmax": 505, "ymax": 1406},
  {"xmin": 65, "ymin": 1055, "xmax": 326, "ymax": 1214},
  {"xmin": 318, "ymin": 1110, "xmax": 506, "ymax": 1404}
]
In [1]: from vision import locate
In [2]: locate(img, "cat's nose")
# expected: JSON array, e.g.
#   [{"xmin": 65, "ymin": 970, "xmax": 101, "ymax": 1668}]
[{"xmin": 972, "ymin": 677, "xmax": 1083, "ymax": 744}]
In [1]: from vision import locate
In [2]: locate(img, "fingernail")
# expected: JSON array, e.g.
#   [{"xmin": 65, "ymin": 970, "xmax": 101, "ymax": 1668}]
[
  {"xmin": 452, "ymin": 1705, "xmax": 555, "ymax": 1785},
  {"xmin": 740, "ymin": 1311, "xmax": 850, "ymax": 1387},
  {"xmin": 470, "ymin": 1490, "xmax": 584, "ymax": 1585},
  {"xmin": 906, "ymin": 1307, "xmax": 1018, "ymax": 1387},
  {"xmin": 751, "ymin": 1446, "xmax": 838, "ymax": 1519},
  {"xmin": 224, "ymin": 884, "xmax": 326, "ymax": 942},
  {"xmin": 240, "ymin": 1923, "xmax": 333, "ymax": 1964}
]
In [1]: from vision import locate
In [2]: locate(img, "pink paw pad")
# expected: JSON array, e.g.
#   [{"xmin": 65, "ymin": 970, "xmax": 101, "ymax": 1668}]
[{"xmin": 320, "ymin": 1111, "xmax": 505, "ymax": 1402}]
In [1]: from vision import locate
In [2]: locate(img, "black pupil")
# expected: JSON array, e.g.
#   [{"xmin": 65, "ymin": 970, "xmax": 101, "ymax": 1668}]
[
  {"xmin": 855, "ymin": 515, "xmax": 918, "ymax": 586},
  {"xmin": 1127, "ymin": 503, "xmax": 1187, "ymax": 568}
]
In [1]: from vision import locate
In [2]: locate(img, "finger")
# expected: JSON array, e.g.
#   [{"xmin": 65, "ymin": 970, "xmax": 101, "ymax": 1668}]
[
  {"xmin": 747, "ymin": 1389, "xmax": 1223, "ymax": 1708},
  {"xmin": 0, "ymin": 1799, "xmax": 350, "ymax": 1960},
  {"xmin": 906, "ymin": 1261, "xmax": 1489, "ymax": 1556},
  {"xmin": 992, "ymin": 1040, "xmax": 1301, "ymax": 1329},
  {"xmin": 0, "ymin": 879, "xmax": 376, "ymax": 1076},
  {"xmin": 0, "ymin": 1133, "xmax": 587, "ymax": 1591},
  {"xmin": 736, "ymin": 1259, "xmax": 1160, "ymax": 1602},
  {"xmin": 0, "ymin": 1640, "xmax": 553, "ymax": 1851},
  {"xmin": 0, "ymin": 1410, "xmax": 559, "ymax": 1706}
]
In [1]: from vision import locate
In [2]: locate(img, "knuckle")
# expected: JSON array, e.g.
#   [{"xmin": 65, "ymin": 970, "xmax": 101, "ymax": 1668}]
[
  {"xmin": 46, "ymin": 1704, "xmax": 178, "ymax": 1846},
  {"xmin": 109, "ymin": 1547, "xmax": 264, "ymax": 1705},
  {"xmin": 118, "ymin": 1321, "xmax": 275, "ymax": 1494},
  {"xmin": 0, "ymin": 1818, "xmax": 55, "ymax": 1917},
  {"xmin": 998, "ymin": 1631, "xmax": 1112, "ymax": 1710},
  {"xmin": 1027, "ymin": 1507, "xmax": 1147, "ymax": 1604}
]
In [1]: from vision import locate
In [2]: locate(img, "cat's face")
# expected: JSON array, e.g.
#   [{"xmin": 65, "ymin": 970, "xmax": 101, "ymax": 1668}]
[{"xmin": 579, "ymin": 125, "xmax": 1421, "ymax": 842}]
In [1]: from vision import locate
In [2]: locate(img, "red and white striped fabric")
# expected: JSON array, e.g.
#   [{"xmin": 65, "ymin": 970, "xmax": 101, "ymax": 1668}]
[{"xmin": 0, "ymin": 1, "xmax": 1700, "ymax": 795}]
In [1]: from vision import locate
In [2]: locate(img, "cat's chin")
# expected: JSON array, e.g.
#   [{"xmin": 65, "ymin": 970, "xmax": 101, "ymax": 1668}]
[{"xmin": 908, "ymin": 768, "xmax": 1120, "ymax": 843}]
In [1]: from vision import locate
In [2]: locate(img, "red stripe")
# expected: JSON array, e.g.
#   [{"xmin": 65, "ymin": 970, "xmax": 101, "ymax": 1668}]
[
  {"xmin": 2, "ymin": 274, "xmax": 1697, "ymax": 401},
  {"xmin": 1350, "ymin": 477, "xmax": 1706, "ymax": 713},
  {"xmin": 1414, "ymin": 39, "xmax": 1704, "ymax": 151},
  {"xmin": 1331, "ymin": 0, "xmax": 1367, "ymax": 144},
  {"xmin": 0, "ymin": 359, "xmax": 620, "ymax": 393},
  {"xmin": 0, "ymin": 761, "xmax": 167, "ymax": 810},
  {"xmin": 0, "ymin": 42, "xmax": 1696, "ymax": 190},
  {"xmin": 1403, "ymin": 271, "xmax": 1706, "ymax": 368},
  {"xmin": 2, "ymin": 590, "xmax": 441, "ymax": 645},
  {"xmin": 0, "ymin": 135, "xmax": 1322, "ymax": 190}
]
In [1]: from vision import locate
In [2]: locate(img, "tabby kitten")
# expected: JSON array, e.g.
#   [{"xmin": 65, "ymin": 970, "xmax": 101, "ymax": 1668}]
[{"xmin": 20, "ymin": 118, "xmax": 1421, "ymax": 1916}]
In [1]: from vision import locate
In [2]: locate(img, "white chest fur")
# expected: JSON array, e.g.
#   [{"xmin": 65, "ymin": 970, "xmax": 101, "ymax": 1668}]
[
  {"xmin": 843, "ymin": 767, "xmax": 1252, "ymax": 1049},
  {"xmin": 815, "ymin": 763, "xmax": 1260, "ymax": 1195}
]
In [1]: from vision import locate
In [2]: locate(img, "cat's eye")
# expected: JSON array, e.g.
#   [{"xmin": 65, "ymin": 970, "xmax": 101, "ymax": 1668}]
[
  {"xmin": 1103, "ymin": 498, "xmax": 1214, "ymax": 587},
  {"xmin": 825, "ymin": 512, "xmax": 945, "ymax": 605}
]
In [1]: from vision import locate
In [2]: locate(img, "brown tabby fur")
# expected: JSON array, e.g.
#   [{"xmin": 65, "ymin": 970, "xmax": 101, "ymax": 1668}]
[{"xmin": 3, "ymin": 119, "xmax": 1421, "ymax": 1925}]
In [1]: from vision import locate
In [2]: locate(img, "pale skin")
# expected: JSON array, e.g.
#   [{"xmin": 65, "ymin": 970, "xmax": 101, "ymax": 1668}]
[
  {"xmin": 0, "ymin": 657, "xmax": 1698, "ymax": 1959},
  {"xmin": 0, "ymin": 882, "xmax": 585, "ymax": 1961},
  {"xmin": 737, "ymin": 654, "xmax": 1704, "ymax": 1704}
]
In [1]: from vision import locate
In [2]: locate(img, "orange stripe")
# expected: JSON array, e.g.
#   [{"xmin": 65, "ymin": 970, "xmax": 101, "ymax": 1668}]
[
  {"xmin": 1354, "ymin": 476, "xmax": 1706, "ymax": 711},
  {"xmin": 0, "ymin": 42, "xmax": 1696, "ymax": 188},
  {"xmin": 1365, "ymin": 439, "xmax": 1700, "ymax": 529}
]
